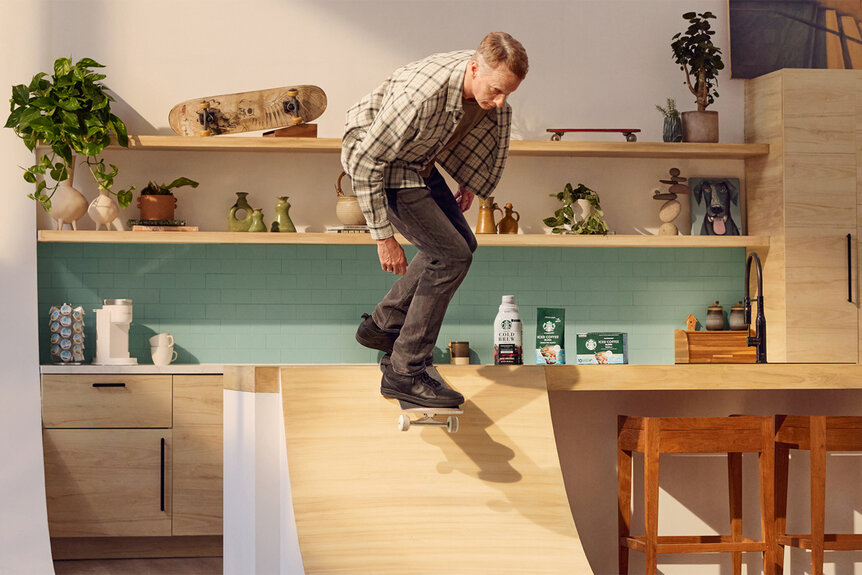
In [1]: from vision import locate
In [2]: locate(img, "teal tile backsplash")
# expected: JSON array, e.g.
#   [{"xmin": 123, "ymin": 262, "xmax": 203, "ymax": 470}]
[{"xmin": 37, "ymin": 243, "xmax": 746, "ymax": 366}]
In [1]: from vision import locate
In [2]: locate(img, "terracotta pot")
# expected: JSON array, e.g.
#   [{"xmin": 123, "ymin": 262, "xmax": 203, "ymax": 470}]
[
  {"xmin": 681, "ymin": 111, "xmax": 719, "ymax": 143},
  {"xmin": 138, "ymin": 194, "xmax": 177, "ymax": 221}
]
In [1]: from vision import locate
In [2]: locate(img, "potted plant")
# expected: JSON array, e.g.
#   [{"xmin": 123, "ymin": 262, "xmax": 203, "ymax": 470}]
[
  {"xmin": 5, "ymin": 57, "xmax": 133, "ymax": 228},
  {"xmin": 542, "ymin": 183, "xmax": 609, "ymax": 235},
  {"xmin": 137, "ymin": 177, "xmax": 199, "ymax": 221},
  {"xmin": 670, "ymin": 11, "xmax": 725, "ymax": 143},
  {"xmin": 656, "ymin": 98, "xmax": 683, "ymax": 143}
]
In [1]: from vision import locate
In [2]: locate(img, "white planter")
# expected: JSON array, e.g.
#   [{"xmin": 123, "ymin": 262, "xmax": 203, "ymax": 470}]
[
  {"xmin": 88, "ymin": 187, "xmax": 124, "ymax": 230},
  {"xmin": 50, "ymin": 163, "xmax": 88, "ymax": 230}
]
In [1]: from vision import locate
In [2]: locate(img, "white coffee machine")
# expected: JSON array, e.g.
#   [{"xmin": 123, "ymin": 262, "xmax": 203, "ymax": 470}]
[{"xmin": 93, "ymin": 299, "xmax": 138, "ymax": 365}]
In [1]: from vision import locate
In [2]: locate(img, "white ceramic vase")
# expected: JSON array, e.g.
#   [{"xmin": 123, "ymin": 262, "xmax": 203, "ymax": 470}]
[
  {"xmin": 572, "ymin": 198, "xmax": 592, "ymax": 222},
  {"xmin": 88, "ymin": 186, "xmax": 124, "ymax": 230},
  {"xmin": 50, "ymin": 162, "xmax": 88, "ymax": 230}
]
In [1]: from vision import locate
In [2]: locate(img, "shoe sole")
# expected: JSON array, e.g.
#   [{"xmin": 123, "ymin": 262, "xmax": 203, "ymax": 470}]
[{"xmin": 380, "ymin": 386, "xmax": 463, "ymax": 408}]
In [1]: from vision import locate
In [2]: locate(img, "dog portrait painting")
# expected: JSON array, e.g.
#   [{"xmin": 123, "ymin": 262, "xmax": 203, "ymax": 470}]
[{"xmin": 690, "ymin": 178, "xmax": 743, "ymax": 236}]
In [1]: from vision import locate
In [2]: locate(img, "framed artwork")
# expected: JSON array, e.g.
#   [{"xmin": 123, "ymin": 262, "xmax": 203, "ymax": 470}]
[
  {"xmin": 729, "ymin": 0, "xmax": 862, "ymax": 78},
  {"xmin": 690, "ymin": 177, "xmax": 743, "ymax": 236}
]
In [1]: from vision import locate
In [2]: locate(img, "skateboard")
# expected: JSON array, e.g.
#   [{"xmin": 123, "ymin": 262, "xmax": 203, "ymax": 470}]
[
  {"xmin": 547, "ymin": 128, "xmax": 641, "ymax": 142},
  {"xmin": 168, "ymin": 85, "xmax": 327, "ymax": 136},
  {"xmin": 397, "ymin": 399, "xmax": 462, "ymax": 433}
]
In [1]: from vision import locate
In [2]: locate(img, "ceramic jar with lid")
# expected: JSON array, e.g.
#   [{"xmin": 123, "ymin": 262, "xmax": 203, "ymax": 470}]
[
  {"xmin": 706, "ymin": 301, "xmax": 725, "ymax": 331},
  {"xmin": 729, "ymin": 301, "xmax": 747, "ymax": 331}
]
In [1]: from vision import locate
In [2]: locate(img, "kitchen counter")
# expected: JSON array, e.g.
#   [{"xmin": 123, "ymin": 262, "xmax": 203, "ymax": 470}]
[{"xmin": 40, "ymin": 363, "xmax": 225, "ymax": 375}]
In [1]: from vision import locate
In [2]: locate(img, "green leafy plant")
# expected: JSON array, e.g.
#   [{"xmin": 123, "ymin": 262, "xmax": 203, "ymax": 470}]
[
  {"xmin": 655, "ymin": 98, "xmax": 680, "ymax": 119},
  {"xmin": 543, "ymin": 183, "xmax": 609, "ymax": 235},
  {"xmin": 5, "ymin": 56, "xmax": 133, "ymax": 210},
  {"xmin": 671, "ymin": 11, "xmax": 725, "ymax": 111},
  {"xmin": 140, "ymin": 177, "xmax": 199, "ymax": 195}
]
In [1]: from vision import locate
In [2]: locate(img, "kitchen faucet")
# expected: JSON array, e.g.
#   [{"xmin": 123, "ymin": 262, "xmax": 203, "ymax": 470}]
[{"xmin": 744, "ymin": 252, "xmax": 767, "ymax": 363}]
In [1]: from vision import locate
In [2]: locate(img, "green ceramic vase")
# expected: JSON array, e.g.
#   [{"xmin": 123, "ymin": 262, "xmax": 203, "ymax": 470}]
[
  {"xmin": 248, "ymin": 208, "xmax": 267, "ymax": 232},
  {"xmin": 271, "ymin": 196, "xmax": 296, "ymax": 233},
  {"xmin": 229, "ymin": 192, "xmax": 254, "ymax": 232}
]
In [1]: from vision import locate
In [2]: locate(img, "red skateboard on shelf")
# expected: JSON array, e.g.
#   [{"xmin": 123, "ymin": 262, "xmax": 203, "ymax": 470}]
[{"xmin": 547, "ymin": 128, "xmax": 641, "ymax": 142}]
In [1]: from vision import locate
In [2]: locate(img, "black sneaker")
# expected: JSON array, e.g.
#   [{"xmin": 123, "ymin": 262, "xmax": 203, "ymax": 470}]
[
  {"xmin": 380, "ymin": 364, "xmax": 464, "ymax": 408},
  {"xmin": 355, "ymin": 313, "xmax": 397, "ymax": 354}
]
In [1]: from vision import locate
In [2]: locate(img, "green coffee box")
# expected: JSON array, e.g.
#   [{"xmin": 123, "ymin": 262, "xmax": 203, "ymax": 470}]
[{"xmin": 576, "ymin": 332, "xmax": 628, "ymax": 365}]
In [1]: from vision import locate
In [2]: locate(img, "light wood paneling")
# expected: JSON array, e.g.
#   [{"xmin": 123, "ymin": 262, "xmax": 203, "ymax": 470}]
[
  {"xmin": 36, "ymin": 229, "xmax": 771, "ymax": 250},
  {"xmin": 42, "ymin": 374, "xmax": 172, "ymax": 428},
  {"xmin": 280, "ymin": 364, "xmax": 591, "ymax": 574},
  {"xmin": 44, "ymin": 429, "xmax": 172, "ymax": 537},
  {"xmin": 172, "ymin": 376, "xmax": 223, "ymax": 536},
  {"xmin": 222, "ymin": 365, "xmax": 279, "ymax": 393},
  {"xmin": 87, "ymin": 135, "xmax": 769, "ymax": 158},
  {"xmin": 543, "ymin": 364, "xmax": 862, "ymax": 391}
]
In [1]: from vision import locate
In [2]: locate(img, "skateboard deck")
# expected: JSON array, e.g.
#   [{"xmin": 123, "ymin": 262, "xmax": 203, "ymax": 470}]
[
  {"xmin": 169, "ymin": 85, "xmax": 327, "ymax": 136},
  {"xmin": 396, "ymin": 399, "xmax": 462, "ymax": 433},
  {"xmin": 547, "ymin": 128, "xmax": 641, "ymax": 142}
]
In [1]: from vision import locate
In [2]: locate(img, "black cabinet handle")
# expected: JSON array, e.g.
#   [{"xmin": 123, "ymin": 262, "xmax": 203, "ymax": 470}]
[
  {"xmin": 848, "ymin": 233, "xmax": 853, "ymax": 303},
  {"xmin": 92, "ymin": 382, "xmax": 126, "ymax": 388},
  {"xmin": 160, "ymin": 438, "xmax": 165, "ymax": 512}
]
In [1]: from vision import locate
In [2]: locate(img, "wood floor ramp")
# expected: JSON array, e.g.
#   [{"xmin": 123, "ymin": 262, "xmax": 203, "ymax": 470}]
[{"xmin": 280, "ymin": 365, "xmax": 591, "ymax": 574}]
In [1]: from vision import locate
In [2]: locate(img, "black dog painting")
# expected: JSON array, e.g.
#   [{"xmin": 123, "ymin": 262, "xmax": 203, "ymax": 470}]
[{"xmin": 690, "ymin": 178, "xmax": 742, "ymax": 236}]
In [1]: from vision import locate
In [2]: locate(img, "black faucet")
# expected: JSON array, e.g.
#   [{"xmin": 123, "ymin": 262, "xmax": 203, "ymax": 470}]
[{"xmin": 744, "ymin": 252, "xmax": 767, "ymax": 363}]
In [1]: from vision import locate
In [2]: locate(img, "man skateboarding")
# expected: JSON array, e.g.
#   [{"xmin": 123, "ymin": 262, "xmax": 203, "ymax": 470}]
[{"xmin": 342, "ymin": 32, "xmax": 528, "ymax": 407}]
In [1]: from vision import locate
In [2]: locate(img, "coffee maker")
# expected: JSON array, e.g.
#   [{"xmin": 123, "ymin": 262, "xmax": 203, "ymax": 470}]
[{"xmin": 93, "ymin": 299, "xmax": 138, "ymax": 365}]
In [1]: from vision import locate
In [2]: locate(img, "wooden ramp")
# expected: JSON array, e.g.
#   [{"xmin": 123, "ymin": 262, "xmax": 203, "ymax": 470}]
[{"xmin": 280, "ymin": 364, "xmax": 591, "ymax": 574}]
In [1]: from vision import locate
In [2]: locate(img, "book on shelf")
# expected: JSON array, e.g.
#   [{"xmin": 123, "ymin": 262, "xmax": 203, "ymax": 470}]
[
  {"xmin": 132, "ymin": 225, "xmax": 199, "ymax": 232},
  {"xmin": 325, "ymin": 225, "xmax": 370, "ymax": 234}
]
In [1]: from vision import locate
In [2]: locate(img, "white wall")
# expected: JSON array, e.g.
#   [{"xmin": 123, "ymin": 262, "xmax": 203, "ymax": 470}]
[
  {"xmin": 0, "ymin": 1, "xmax": 56, "ymax": 573},
  {"xmin": 35, "ymin": 0, "xmax": 746, "ymax": 236}
]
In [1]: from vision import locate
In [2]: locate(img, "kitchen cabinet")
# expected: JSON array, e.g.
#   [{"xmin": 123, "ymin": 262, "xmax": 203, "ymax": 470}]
[
  {"xmin": 745, "ymin": 69, "xmax": 860, "ymax": 363},
  {"xmin": 41, "ymin": 373, "xmax": 222, "ymax": 542}
]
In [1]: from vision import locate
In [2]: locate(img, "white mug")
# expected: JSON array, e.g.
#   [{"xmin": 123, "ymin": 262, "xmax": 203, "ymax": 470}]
[
  {"xmin": 149, "ymin": 333, "xmax": 175, "ymax": 347},
  {"xmin": 151, "ymin": 345, "xmax": 177, "ymax": 366}
]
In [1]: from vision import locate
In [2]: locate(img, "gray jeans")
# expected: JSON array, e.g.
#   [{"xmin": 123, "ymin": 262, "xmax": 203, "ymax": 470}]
[{"xmin": 371, "ymin": 168, "xmax": 477, "ymax": 376}]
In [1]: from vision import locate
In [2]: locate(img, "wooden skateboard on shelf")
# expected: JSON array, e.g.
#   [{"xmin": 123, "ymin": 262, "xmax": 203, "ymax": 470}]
[
  {"xmin": 168, "ymin": 85, "xmax": 327, "ymax": 136},
  {"xmin": 396, "ymin": 399, "xmax": 462, "ymax": 433},
  {"xmin": 547, "ymin": 128, "xmax": 641, "ymax": 142}
]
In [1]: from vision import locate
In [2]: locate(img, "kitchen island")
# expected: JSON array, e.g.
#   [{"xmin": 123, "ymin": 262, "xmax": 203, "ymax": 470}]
[{"xmin": 224, "ymin": 363, "xmax": 862, "ymax": 574}]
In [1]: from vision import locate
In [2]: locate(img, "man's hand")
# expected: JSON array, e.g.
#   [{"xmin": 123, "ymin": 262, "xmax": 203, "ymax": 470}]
[
  {"xmin": 377, "ymin": 236, "xmax": 407, "ymax": 275},
  {"xmin": 454, "ymin": 185, "xmax": 474, "ymax": 212}
]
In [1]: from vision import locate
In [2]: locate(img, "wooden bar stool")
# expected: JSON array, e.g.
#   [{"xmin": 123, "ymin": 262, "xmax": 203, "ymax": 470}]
[
  {"xmin": 618, "ymin": 415, "xmax": 775, "ymax": 575},
  {"xmin": 774, "ymin": 415, "xmax": 862, "ymax": 575}
]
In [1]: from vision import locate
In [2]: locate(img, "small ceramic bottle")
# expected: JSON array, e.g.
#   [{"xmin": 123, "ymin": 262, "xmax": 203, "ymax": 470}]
[
  {"xmin": 497, "ymin": 203, "xmax": 520, "ymax": 234},
  {"xmin": 729, "ymin": 301, "xmax": 747, "ymax": 331},
  {"xmin": 271, "ymin": 196, "xmax": 296, "ymax": 232},
  {"xmin": 248, "ymin": 208, "xmax": 266, "ymax": 232}
]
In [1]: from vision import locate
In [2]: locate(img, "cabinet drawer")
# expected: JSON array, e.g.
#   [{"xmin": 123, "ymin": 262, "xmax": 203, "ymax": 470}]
[{"xmin": 42, "ymin": 375, "xmax": 172, "ymax": 428}]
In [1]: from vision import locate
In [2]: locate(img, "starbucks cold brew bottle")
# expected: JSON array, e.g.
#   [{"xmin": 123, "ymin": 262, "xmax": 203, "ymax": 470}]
[{"xmin": 494, "ymin": 295, "xmax": 523, "ymax": 364}]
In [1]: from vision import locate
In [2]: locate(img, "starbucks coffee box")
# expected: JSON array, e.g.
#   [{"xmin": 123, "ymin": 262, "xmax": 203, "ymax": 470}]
[{"xmin": 576, "ymin": 332, "xmax": 628, "ymax": 365}]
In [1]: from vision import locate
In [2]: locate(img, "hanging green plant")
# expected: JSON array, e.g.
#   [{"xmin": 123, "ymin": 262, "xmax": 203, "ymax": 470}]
[
  {"xmin": 542, "ymin": 182, "xmax": 609, "ymax": 235},
  {"xmin": 5, "ymin": 56, "xmax": 134, "ymax": 210}
]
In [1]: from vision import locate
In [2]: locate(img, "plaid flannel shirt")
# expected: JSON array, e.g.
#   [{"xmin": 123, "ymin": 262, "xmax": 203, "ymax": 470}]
[{"xmin": 341, "ymin": 50, "xmax": 513, "ymax": 240}]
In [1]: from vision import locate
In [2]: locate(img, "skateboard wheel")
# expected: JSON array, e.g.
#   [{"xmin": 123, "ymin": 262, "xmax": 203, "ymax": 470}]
[
  {"xmin": 199, "ymin": 102, "xmax": 210, "ymax": 110},
  {"xmin": 550, "ymin": 133, "xmax": 561, "ymax": 141},
  {"xmin": 398, "ymin": 415, "xmax": 410, "ymax": 432},
  {"xmin": 625, "ymin": 132, "xmax": 637, "ymax": 142},
  {"xmin": 291, "ymin": 116, "xmax": 303, "ymax": 126},
  {"xmin": 200, "ymin": 129, "xmax": 212, "ymax": 137},
  {"xmin": 287, "ymin": 89, "xmax": 298, "ymax": 97},
  {"xmin": 446, "ymin": 416, "xmax": 459, "ymax": 434}
]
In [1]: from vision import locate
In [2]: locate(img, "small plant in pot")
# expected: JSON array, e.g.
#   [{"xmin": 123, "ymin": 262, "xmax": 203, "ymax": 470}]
[
  {"xmin": 137, "ymin": 177, "xmax": 199, "ymax": 222},
  {"xmin": 5, "ymin": 56, "xmax": 133, "ymax": 229},
  {"xmin": 656, "ymin": 98, "xmax": 683, "ymax": 142},
  {"xmin": 542, "ymin": 182, "xmax": 609, "ymax": 235},
  {"xmin": 671, "ymin": 11, "xmax": 725, "ymax": 142}
]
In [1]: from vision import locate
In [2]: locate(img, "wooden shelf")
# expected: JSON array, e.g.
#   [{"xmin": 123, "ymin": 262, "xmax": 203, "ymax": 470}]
[
  {"xmin": 85, "ymin": 135, "xmax": 769, "ymax": 159},
  {"xmin": 37, "ymin": 230, "xmax": 770, "ymax": 250}
]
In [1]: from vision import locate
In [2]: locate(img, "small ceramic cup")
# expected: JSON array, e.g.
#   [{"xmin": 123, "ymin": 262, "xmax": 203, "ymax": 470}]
[
  {"xmin": 149, "ymin": 333, "xmax": 175, "ymax": 347},
  {"xmin": 152, "ymin": 345, "xmax": 177, "ymax": 366}
]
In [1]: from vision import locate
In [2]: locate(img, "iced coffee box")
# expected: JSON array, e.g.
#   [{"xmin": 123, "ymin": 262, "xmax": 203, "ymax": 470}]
[{"xmin": 576, "ymin": 332, "xmax": 628, "ymax": 365}]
